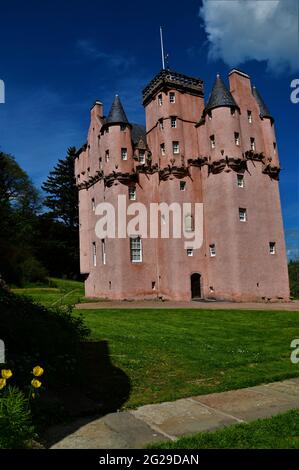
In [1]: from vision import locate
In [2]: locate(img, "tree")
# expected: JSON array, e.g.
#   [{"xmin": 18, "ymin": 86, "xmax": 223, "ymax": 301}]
[
  {"xmin": 41, "ymin": 147, "xmax": 80, "ymax": 279},
  {"xmin": 288, "ymin": 260, "xmax": 299, "ymax": 299},
  {"xmin": 42, "ymin": 147, "xmax": 78, "ymax": 229}
]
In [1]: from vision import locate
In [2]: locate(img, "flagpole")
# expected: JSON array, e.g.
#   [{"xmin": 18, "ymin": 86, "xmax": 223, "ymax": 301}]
[{"xmin": 160, "ymin": 26, "xmax": 165, "ymax": 70}]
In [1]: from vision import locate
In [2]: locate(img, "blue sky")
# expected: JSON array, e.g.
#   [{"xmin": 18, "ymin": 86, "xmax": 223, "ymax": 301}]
[{"xmin": 0, "ymin": 0, "xmax": 298, "ymax": 258}]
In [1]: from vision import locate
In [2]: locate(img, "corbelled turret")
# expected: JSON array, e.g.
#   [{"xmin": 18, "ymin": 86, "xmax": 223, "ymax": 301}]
[
  {"xmin": 106, "ymin": 94, "xmax": 129, "ymax": 125},
  {"xmin": 252, "ymin": 86, "xmax": 274, "ymax": 123},
  {"xmin": 204, "ymin": 74, "xmax": 239, "ymax": 115}
]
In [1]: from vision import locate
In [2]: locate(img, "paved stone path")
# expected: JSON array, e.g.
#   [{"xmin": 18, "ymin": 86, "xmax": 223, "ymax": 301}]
[
  {"xmin": 48, "ymin": 378, "xmax": 299, "ymax": 449},
  {"xmin": 76, "ymin": 299, "xmax": 299, "ymax": 311}
]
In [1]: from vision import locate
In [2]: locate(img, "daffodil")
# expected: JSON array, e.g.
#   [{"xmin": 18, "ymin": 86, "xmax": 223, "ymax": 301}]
[
  {"xmin": 31, "ymin": 379, "xmax": 42, "ymax": 389},
  {"xmin": 0, "ymin": 378, "xmax": 6, "ymax": 390},
  {"xmin": 32, "ymin": 366, "xmax": 44, "ymax": 377},
  {"xmin": 1, "ymin": 369, "xmax": 13, "ymax": 379}
]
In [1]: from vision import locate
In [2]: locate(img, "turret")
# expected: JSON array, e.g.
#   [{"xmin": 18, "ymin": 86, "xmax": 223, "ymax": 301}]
[{"xmin": 100, "ymin": 95, "xmax": 134, "ymax": 174}]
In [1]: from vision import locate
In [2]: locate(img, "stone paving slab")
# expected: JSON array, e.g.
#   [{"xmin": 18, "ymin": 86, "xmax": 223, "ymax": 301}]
[
  {"xmin": 131, "ymin": 397, "xmax": 238, "ymax": 438},
  {"xmin": 50, "ymin": 378, "xmax": 299, "ymax": 449},
  {"xmin": 51, "ymin": 412, "xmax": 166, "ymax": 449}
]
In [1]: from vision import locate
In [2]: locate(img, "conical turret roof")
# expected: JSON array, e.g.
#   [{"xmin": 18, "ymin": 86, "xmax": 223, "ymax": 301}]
[
  {"xmin": 204, "ymin": 74, "xmax": 238, "ymax": 114},
  {"xmin": 106, "ymin": 95, "xmax": 129, "ymax": 124},
  {"xmin": 252, "ymin": 86, "xmax": 273, "ymax": 122}
]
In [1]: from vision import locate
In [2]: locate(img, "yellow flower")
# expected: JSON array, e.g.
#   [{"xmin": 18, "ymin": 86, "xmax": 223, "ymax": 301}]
[
  {"xmin": 32, "ymin": 393, "xmax": 35, "ymax": 399},
  {"xmin": 31, "ymin": 379, "xmax": 42, "ymax": 389},
  {"xmin": 1, "ymin": 369, "xmax": 13, "ymax": 379},
  {"xmin": 32, "ymin": 366, "xmax": 44, "ymax": 377},
  {"xmin": 0, "ymin": 378, "xmax": 6, "ymax": 390}
]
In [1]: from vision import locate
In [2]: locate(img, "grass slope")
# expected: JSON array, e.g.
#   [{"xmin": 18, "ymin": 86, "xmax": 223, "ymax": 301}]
[
  {"xmin": 78, "ymin": 308, "xmax": 299, "ymax": 408},
  {"xmin": 149, "ymin": 410, "xmax": 299, "ymax": 449}
]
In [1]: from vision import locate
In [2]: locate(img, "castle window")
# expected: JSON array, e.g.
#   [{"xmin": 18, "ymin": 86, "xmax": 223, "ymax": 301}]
[
  {"xmin": 160, "ymin": 143, "xmax": 165, "ymax": 155},
  {"xmin": 158, "ymin": 94, "xmax": 163, "ymax": 106},
  {"xmin": 171, "ymin": 116, "xmax": 177, "ymax": 128},
  {"xmin": 209, "ymin": 244, "xmax": 216, "ymax": 257},
  {"xmin": 208, "ymin": 111, "xmax": 212, "ymax": 120},
  {"xmin": 121, "ymin": 148, "xmax": 128, "ymax": 160},
  {"xmin": 159, "ymin": 118, "xmax": 164, "ymax": 130},
  {"xmin": 169, "ymin": 92, "xmax": 175, "ymax": 103},
  {"xmin": 269, "ymin": 242, "xmax": 276, "ymax": 255},
  {"xmin": 247, "ymin": 110, "xmax": 252, "ymax": 123},
  {"xmin": 172, "ymin": 141, "xmax": 180, "ymax": 154},
  {"xmin": 187, "ymin": 248, "xmax": 193, "ymax": 257},
  {"xmin": 102, "ymin": 239, "xmax": 106, "ymax": 265},
  {"xmin": 234, "ymin": 132, "xmax": 240, "ymax": 146},
  {"xmin": 210, "ymin": 135, "xmax": 216, "ymax": 149},
  {"xmin": 185, "ymin": 214, "xmax": 194, "ymax": 232},
  {"xmin": 250, "ymin": 137, "xmax": 256, "ymax": 151},
  {"xmin": 92, "ymin": 242, "xmax": 97, "ymax": 267},
  {"xmin": 91, "ymin": 198, "xmax": 96, "ymax": 211},
  {"xmin": 239, "ymin": 208, "xmax": 247, "ymax": 222},
  {"xmin": 105, "ymin": 127, "xmax": 109, "ymax": 134},
  {"xmin": 130, "ymin": 236, "xmax": 142, "ymax": 262},
  {"xmin": 139, "ymin": 150, "xmax": 145, "ymax": 164},
  {"xmin": 120, "ymin": 123, "xmax": 126, "ymax": 131},
  {"xmin": 237, "ymin": 174, "xmax": 244, "ymax": 188},
  {"xmin": 128, "ymin": 186, "xmax": 136, "ymax": 201},
  {"xmin": 105, "ymin": 150, "xmax": 109, "ymax": 162},
  {"xmin": 273, "ymin": 142, "xmax": 277, "ymax": 154},
  {"xmin": 180, "ymin": 181, "xmax": 186, "ymax": 191},
  {"xmin": 231, "ymin": 108, "xmax": 236, "ymax": 116}
]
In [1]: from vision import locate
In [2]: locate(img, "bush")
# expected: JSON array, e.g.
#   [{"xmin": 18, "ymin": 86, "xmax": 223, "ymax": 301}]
[
  {"xmin": 0, "ymin": 386, "xmax": 35, "ymax": 449},
  {"xmin": 0, "ymin": 282, "xmax": 90, "ymax": 388},
  {"xmin": 19, "ymin": 257, "xmax": 48, "ymax": 285}
]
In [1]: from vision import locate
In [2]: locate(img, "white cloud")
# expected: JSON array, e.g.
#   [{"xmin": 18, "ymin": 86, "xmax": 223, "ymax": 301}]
[
  {"xmin": 76, "ymin": 39, "xmax": 135, "ymax": 70},
  {"xmin": 199, "ymin": 0, "xmax": 299, "ymax": 73}
]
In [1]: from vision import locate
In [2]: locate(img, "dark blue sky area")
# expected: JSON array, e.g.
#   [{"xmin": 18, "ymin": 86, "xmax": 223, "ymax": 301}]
[{"xmin": 0, "ymin": 0, "xmax": 298, "ymax": 257}]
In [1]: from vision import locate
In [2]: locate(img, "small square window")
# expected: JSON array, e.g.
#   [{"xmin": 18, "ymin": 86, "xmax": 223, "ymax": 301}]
[
  {"xmin": 247, "ymin": 110, "xmax": 252, "ymax": 123},
  {"xmin": 269, "ymin": 242, "xmax": 276, "ymax": 255},
  {"xmin": 234, "ymin": 132, "xmax": 240, "ymax": 146},
  {"xmin": 129, "ymin": 186, "xmax": 136, "ymax": 201},
  {"xmin": 169, "ymin": 92, "xmax": 175, "ymax": 103},
  {"xmin": 172, "ymin": 141, "xmax": 180, "ymax": 154},
  {"xmin": 250, "ymin": 137, "xmax": 256, "ymax": 151},
  {"xmin": 171, "ymin": 117, "xmax": 177, "ymax": 128},
  {"xmin": 158, "ymin": 94, "xmax": 163, "ymax": 106},
  {"xmin": 180, "ymin": 181, "xmax": 186, "ymax": 191},
  {"xmin": 209, "ymin": 244, "xmax": 216, "ymax": 257},
  {"xmin": 237, "ymin": 174, "xmax": 244, "ymax": 188},
  {"xmin": 160, "ymin": 143, "xmax": 165, "ymax": 155},
  {"xmin": 239, "ymin": 208, "xmax": 247, "ymax": 222},
  {"xmin": 187, "ymin": 248, "xmax": 193, "ymax": 257},
  {"xmin": 139, "ymin": 150, "xmax": 145, "ymax": 164},
  {"xmin": 210, "ymin": 135, "xmax": 216, "ymax": 149},
  {"xmin": 121, "ymin": 148, "xmax": 128, "ymax": 160}
]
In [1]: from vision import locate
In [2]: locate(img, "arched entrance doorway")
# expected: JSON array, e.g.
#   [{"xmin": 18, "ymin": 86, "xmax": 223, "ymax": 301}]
[{"xmin": 191, "ymin": 273, "xmax": 201, "ymax": 299}]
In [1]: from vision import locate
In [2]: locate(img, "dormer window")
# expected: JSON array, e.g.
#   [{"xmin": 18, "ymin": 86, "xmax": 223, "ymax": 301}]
[
  {"xmin": 139, "ymin": 150, "xmax": 145, "ymax": 164},
  {"xmin": 169, "ymin": 92, "xmax": 175, "ymax": 103},
  {"xmin": 210, "ymin": 135, "xmax": 216, "ymax": 149},
  {"xmin": 158, "ymin": 94, "xmax": 163, "ymax": 106}
]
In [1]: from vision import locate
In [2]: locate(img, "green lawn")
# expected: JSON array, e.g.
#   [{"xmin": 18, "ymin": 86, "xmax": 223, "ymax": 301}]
[
  {"xmin": 149, "ymin": 410, "xmax": 299, "ymax": 449},
  {"xmin": 12, "ymin": 278, "xmax": 85, "ymax": 307},
  {"xmin": 78, "ymin": 308, "xmax": 299, "ymax": 408}
]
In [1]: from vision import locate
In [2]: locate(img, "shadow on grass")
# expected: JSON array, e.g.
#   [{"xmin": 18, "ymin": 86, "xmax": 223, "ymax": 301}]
[{"xmin": 41, "ymin": 341, "xmax": 131, "ymax": 448}]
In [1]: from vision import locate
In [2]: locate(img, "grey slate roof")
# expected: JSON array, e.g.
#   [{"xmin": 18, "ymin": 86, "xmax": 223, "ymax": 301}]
[
  {"xmin": 106, "ymin": 95, "xmax": 129, "ymax": 124},
  {"xmin": 252, "ymin": 86, "xmax": 273, "ymax": 122},
  {"xmin": 132, "ymin": 123, "xmax": 146, "ymax": 146},
  {"xmin": 205, "ymin": 75, "xmax": 238, "ymax": 114}
]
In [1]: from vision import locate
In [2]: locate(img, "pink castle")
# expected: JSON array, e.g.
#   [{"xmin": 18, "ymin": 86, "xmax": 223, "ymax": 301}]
[{"xmin": 75, "ymin": 68, "xmax": 290, "ymax": 301}]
